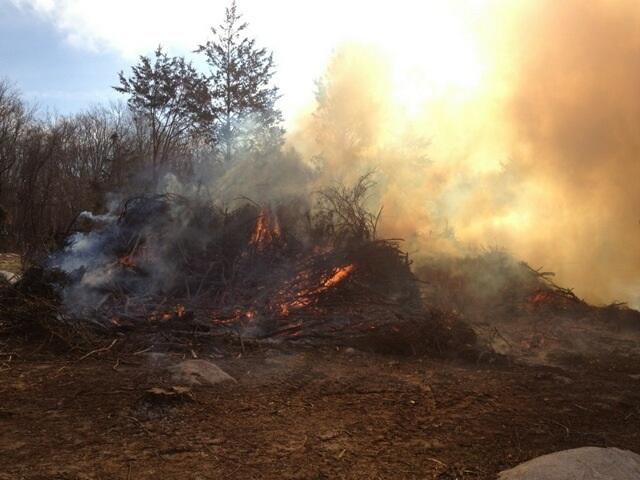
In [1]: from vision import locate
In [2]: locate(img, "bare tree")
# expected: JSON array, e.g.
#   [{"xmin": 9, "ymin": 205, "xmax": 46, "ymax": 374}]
[
  {"xmin": 0, "ymin": 80, "xmax": 31, "ymax": 200},
  {"xmin": 0, "ymin": 89, "xmax": 150, "ymax": 252},
  {"xmin": 313, "ymin": 172, "xmax": 382, "ymax": 245}
]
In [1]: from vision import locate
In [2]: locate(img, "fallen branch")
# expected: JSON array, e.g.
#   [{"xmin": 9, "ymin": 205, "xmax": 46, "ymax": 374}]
[{"xmin": 78, "ymin": 338, "xmax": 118, "ymax": 361}]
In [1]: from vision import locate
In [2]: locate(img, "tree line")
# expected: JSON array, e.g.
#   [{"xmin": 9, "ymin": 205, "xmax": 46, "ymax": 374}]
[{"xmin": 0, "ymin": 1, "xmax": 283, "ymax": 255}]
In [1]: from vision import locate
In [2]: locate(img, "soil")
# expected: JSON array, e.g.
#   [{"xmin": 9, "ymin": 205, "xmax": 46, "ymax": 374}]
[{"xmin": 1, "ymin": 337, "xmax": 639, "ymax": 479}]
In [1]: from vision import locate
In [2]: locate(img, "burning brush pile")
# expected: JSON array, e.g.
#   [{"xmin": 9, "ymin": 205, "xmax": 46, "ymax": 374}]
[
  {"xmin": 417, "ymin": 249, "xmax": 640, "ymax": 324},
  {"xmin": 1, "ymin": 177, "xmax": 474, "ymax": 354},
  {"xmin": 416, "ymin": 250, "xmax": 640, "ymax": 363}
]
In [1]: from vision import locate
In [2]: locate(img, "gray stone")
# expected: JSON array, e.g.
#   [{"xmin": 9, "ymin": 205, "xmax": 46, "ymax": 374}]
[
  {"xmin": 499, "ymin": 447, "xmax": 640, "ymax": 480},
  {"xmin": 167, "ymin": 359, "xmax": 235, "ymax": 386},
  {"xmin": 0, "ymin": 270, "xmax": 19, "ymax": 284}
]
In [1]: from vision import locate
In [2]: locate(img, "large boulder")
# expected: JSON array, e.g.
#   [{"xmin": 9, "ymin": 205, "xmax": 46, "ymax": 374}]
[{"xmin": 499, "ymin": 447, "xmax": 640, "ymax": 479}]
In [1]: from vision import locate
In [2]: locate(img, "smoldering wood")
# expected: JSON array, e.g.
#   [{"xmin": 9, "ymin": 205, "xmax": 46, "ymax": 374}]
[
  {"xmin": 4, "ymin": 183, "xmax": 638, "ymax": 358},
  {"xmin": 1, "ymin": 183, "xmax": 450, "ymax": 353}
]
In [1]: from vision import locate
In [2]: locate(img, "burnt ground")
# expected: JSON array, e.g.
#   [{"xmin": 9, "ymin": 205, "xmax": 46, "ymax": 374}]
[{"xmin": 1, "ymin": 338, "xmax": 640, "ymax": 480}]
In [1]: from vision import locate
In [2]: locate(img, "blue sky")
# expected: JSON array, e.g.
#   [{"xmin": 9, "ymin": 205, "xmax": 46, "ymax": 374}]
[
  {"xmin": 0, "ymin": 1, "xmax": 126, "ymax": 114},
  {"xmin": 0, "ymin": 0, "xmax": 330, "ymax": 119}
]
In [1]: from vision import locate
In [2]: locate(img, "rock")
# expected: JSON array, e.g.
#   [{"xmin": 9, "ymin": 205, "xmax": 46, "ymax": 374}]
[
  {"xmin": 499, "ymin": 447, "xmax": 640, "ymax": 479},
  {"xmin": 0, "ymin": 270, "xmax": 19, "ymax": 284},
  {"xmin": 167, "ymin": 360, "xmax": 235, "ymax": 386}
]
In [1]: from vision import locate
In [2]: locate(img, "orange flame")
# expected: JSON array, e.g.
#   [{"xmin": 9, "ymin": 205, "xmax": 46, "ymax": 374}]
[
  {"xmin": 278, "ymin": 264, "xmax": 356, "ymax": 316},
  {"xmin": 323, "ymin": 264, "xmax": 355, "ymax": 288},
  {"xmin": 250, "ymin": 209, "xmax": 281, "ymax": 250}
]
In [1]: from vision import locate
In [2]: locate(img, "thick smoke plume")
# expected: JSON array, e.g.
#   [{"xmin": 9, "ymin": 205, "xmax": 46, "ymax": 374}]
[
  {"xmin": 289, "ymin": 0, "xmax": 640, "ymax": 307},
  {"xmin": 46, "ymin": 0, "xmax": 640, "ymax": 309},
  {"xmin": 503, "ymin": 0, "xmax": 640, "ymax": 306}
]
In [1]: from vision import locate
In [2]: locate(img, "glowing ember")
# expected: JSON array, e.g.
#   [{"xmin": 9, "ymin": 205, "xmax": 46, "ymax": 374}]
[
  {"xmin": 527, "ymin": 290, "xmax": 576, "ymax": 311},
  {"xmin": 149, "ymin": 305, "xmax": 188, "ymax": 322},
  {"xmin": 323, "ymin": 264, "xmax": 355, "ymax": 288},
  {"xmin": 250, "ymin": 209, "xmax": 281, "ymax": 250},
  {"xmin": 117, "ymin": 255, "xmax": 136, "ymax": 268},
  {"xmin": 530, "ymin": 292, "xmax": 551, "ymax": 304},
  {"xmin": 278, "ymin": 264, "xmax": 356, "ymax": 316}
]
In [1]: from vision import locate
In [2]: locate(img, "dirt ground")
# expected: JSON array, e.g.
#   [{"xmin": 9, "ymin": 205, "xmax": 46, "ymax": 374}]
[{"xmin": 1, "ymin": 337, "xmax": 640, "ymax": 480}]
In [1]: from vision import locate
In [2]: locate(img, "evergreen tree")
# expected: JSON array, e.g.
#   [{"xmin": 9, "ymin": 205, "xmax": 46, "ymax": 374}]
[
  {"xmin": 114, "ymin": 46, "xmax": 213, "ymax": 183},
  {"xmin": 197, "ymin": 1, "xmax": 283, "ymax": 163}
]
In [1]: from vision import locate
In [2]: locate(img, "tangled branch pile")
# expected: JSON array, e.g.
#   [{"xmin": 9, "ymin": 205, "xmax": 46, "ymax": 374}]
[
  {"xmin": 0, "ymin": 175, "xmax": 481, "ymax": 356},
  {"xmin": 416, "ymin": 249, "xmax": 640, "ymax": 326}
]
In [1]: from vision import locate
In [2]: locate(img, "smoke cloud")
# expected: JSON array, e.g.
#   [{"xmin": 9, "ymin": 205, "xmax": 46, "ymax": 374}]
[{"xmin": 289, "ymin": 0, "xmax": 640, "ymax": 306}]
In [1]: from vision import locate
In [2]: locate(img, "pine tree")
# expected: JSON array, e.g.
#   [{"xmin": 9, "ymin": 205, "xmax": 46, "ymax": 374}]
[{"xmin": 197, "ymin": 1, "xmax": 283, "ymax": 163}]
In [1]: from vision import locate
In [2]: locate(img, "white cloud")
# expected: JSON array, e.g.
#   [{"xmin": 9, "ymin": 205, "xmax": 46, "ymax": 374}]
[
  {"xmin": 10, "ymin": 0, "xmax": 492, "ymax": 122},
  {"xmin": 11, "ymin": 0, "xmax": 343, "ymax": 120},
  {"xmin": 12, "ymin": 0, "xmax": 219, "ymax": 56}
]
